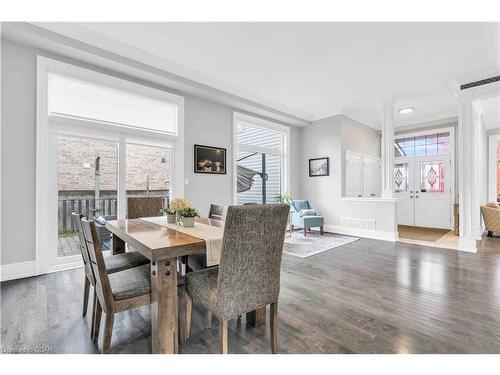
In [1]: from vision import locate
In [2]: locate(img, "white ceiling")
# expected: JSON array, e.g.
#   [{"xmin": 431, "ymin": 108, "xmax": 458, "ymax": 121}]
[
  {"xmin": 35, "ymin": 22, "xmax": 500, "ymax": 129},
  {"xmin": 479, "ymin": 96, "xmax": 500, "ymax": 129}
]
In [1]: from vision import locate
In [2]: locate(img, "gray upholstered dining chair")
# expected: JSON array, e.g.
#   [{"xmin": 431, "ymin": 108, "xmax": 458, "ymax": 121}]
[
  {"xmin": 80, "ymin": 217, "xmax": 152, "ymax": 353},
  {"xmin": 71, "ymin": 213, "xmax": 149, "ymax": 339},
  {"xmin": 186, "ymin": 204, "xmax": 226, "ymax": 329},
  {"xmin": 127, "ymin": 197, "xmax": 164, "ymax": 219},
  {"xmin": 208, "ymin": 204, "xmax": 226, "ymax": 221},
  {"xmin": 80, "ymin": 217, "xmax": 186, "ymax": 353},
  {"xmin": 184, "ymin": 204, "xmax": 289, "ymax": 354}
]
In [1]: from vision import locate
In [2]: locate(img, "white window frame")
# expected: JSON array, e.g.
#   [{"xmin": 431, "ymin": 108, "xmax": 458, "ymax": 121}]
[
  {"xmin": 488, "ymin": 134, "xmax": 500, "ymax": 202},
  {"xmin": 36, "ymin": 56, "xmax": 184, "ymax": 275},
  {"xmin": 394, "ymin": 127, "xmax": 454, "ymax": 159},
  {"xmin": 232, "ymin": 112, "xmax": 290, "ymax": 204}
]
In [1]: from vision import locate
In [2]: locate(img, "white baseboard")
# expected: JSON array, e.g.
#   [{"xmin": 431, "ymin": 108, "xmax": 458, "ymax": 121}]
[
  {"xmin": 1, "ymin": 261, "xmax": 36, "ymax": 282},
  {"xmin": 325, "ymin": 225, "xmax": 398, "ymax": 242}
]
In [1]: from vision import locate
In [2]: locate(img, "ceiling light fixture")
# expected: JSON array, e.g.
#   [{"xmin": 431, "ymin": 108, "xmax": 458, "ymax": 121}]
[{"xmin": 399, "ymin": 107, "xmax": 414, "ymax": 114}]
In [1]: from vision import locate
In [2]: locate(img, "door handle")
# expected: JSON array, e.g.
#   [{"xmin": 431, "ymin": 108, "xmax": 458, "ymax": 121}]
[{"xmin": 410, "ymin": 195, "xmax": 413, "ymax": 198}]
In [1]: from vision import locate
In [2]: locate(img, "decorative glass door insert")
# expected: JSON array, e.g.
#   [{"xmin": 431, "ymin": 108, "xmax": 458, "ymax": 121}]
[
  {"xmin": 394, "ymin": 163, "xmax": 409, "ymax": 193},
  {"xmin": 420, "ymin": 161, "xmax": 444, "ymax": 193}
]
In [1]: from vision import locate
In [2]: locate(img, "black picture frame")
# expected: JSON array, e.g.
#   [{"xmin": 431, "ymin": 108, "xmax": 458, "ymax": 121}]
[
  {"xmin": 194, "ymin": 144, "xmax": 227, "ymax": 174},
  {"xmin": 309, "ymin": 157, "xmax": 329, "ymax": 177}
]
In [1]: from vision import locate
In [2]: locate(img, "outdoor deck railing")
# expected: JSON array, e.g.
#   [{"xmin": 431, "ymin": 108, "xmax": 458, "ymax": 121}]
[
  {"xmin": 58, "ymin": 198, "xmax": 118, "ymax": 233},
  {"xmin": 58, "ymin": 191, "xmax": 169, "ymax": 233}
]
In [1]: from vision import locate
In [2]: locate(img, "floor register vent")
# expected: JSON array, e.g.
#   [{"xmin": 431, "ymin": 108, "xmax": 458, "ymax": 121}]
[{"xmin": 340, "ymin": 217, "xmax": 376, "ymax": 230}]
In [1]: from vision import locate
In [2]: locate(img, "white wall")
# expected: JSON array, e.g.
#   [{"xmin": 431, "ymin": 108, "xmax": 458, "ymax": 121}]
[
  {"xmin": 183, "ymin": 96, "xmax": 234, "ymax": 216},
  {"xmin": 1, "ymin": 40, "xmax": 37, "ymax": 265},
  {"xmin": 298, "ymin": 114, "xmax": 397, "ymax": 240},
  {"xmin": 0, "ymin": 39, "xmax": 301, "ymax": 266},
  {"xmin": 341, "ymin": 116, "xmax": 381, "ymax": 157}
]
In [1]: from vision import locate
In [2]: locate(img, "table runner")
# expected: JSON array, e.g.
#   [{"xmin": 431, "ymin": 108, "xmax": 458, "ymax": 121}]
[{"xmin": 142, "ymin": 216, "xmax": 223, "ymax": 266}]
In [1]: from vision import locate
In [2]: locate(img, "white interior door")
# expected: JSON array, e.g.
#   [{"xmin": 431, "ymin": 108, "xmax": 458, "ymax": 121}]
[
  {"xmin": 345, "ymin": 151, "xmax": 363, "ymax": 197},
  {"xmin": 363, "ymin": 156, "xmax": 381, "ymax": 197},
  {"xmin": 413, "ymin": 155, "xmax": 451, "ymax": 229},
  {"xmin": 394, "ymin": 159, "xmax": 415, "ymax": 226}
]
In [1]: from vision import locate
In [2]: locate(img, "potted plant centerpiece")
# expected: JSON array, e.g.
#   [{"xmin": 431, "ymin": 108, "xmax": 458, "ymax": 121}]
[
  {"xmin": 160, "ymin": 206, "xmax": 177, "ymax": 224},
  {"xmin": 169, "ymin": 198, "xmax": 191, "ymax": 225},
  {"xmin": 179, "ymin": 207, "xmax": 199, "ymax": 227}
]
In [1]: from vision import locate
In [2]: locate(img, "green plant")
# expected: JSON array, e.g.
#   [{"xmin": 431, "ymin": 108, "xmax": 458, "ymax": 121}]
[
  {"xmin": 161, "ymin": 207, "xmax": 176, "ymax": 215},
  {"xmin": 276, "ymin": 192, "xmax": 293, "ymax": 206},
  {"xmin": 179, "ymin": 207, "xmax": 199, "ymax": 218}
]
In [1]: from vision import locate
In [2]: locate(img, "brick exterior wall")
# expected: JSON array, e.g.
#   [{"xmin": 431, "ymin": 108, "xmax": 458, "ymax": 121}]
[{"xmin": 57, "ymin": 137, "xmax": 171, "ymax": 191}]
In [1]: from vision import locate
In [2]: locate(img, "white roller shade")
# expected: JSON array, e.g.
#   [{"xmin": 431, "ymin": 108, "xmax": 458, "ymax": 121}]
[{"xmin": 48, "ymin": 73, "xmax": 178, "ymax": 135}]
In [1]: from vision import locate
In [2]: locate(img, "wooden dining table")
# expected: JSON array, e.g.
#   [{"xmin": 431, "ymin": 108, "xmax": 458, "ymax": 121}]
[{"xmin": 105, "ymin": 217, "xmax": 266, "ymax": 354}]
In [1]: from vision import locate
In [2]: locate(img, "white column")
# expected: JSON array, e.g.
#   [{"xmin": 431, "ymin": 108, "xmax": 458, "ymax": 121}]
[
  {"xmin": 457, "ymin": 92, "xmax": 480, "ymax": 252},
  {"xmin": 381, "ymin": 100, "xmax": 395, "ymax": 199}
]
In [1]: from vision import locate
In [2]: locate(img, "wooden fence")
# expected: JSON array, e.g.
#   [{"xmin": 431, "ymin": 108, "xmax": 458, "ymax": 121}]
[
  {"xmin": 58, "ymin": 198, "xmax": 117, "ymax": 233},
  {"xmin": 58, "ymin": 191, "xmax": 169, "ymax": 233}
]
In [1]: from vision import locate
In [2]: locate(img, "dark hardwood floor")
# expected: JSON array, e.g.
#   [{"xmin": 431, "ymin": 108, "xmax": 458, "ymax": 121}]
[{"xmin": 2, "ymin": 237, "xmax": 500, "ymax": 354}]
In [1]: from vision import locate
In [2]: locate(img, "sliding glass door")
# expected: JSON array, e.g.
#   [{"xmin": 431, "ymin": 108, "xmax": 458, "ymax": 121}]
[
  {"xmin": 37, "ymin": 57, "xmax": 184, "ymax": 274},
  {"xmin": 125, "ymin": 143, "xmax": 171, "ymax": 217},
  {"xmin": 56, "ymin": 136, "xmax": 118, "ymax": 258}
]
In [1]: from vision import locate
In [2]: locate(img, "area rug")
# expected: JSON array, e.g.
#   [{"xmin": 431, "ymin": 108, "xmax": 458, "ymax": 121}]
[
  {"xmin": 283, "ymin": 231, "xmax": 359, "ymax": 258},
  {"xmin": 398, "ymin": 225, "xmax": 450, "ymax": 243}
]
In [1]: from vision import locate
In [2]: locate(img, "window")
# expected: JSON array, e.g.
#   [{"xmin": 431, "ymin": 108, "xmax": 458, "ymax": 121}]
[
  {"xmin": 394, "ymin": 163, "xmax": 409, "ymax": 193},
  {"xmin": 48, "ymin": 73, "xmax": 179, "ymax": 135},
  {"xmin": 234, "ymin": 113, "xmax": 289, "ymax": 204},
  {"xmin": 125, "ymin": 144, "xmax": 171, "ymax": 216},
  {"xmin": 420, "ymin": 161, "xmax": 445, "ymax": 193},
  {"xmin": 395, "ymin": 132, "xmax": 450, "ymax": 158},
  {"xmin": 37, "ymin": 57, "xmax": 184, "ymax": 273}
]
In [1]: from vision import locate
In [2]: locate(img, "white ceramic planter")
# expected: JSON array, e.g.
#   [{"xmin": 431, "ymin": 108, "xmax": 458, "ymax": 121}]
[{"xmin": 182, "ymin": 216, "xmax": 195, "ymax": 227}]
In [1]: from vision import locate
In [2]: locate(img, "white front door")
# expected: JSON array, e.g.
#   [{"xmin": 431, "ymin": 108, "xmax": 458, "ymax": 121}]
[
  {"xmin": 413, "ymin": 155, "xmax": 451, "ymax": 229},
  {"xmin": 395, "ymin": 155, "xmax": 451, "ymax": 229},
  {"xmin": 394, "ymin": 159, "xmax": 414, "ymax": 226}
]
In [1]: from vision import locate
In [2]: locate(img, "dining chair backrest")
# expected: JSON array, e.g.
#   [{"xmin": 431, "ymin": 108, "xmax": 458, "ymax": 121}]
[
  {"xmin": 127, "ymin": 197, "xmax": 164, "ymax": 219},
  {"xmin": 81, "ymin": 218, "xmax": 113, "ymax": 311},
  {"xmin": 208, "ymin": 204, "xmax": 225, "ymax": 221},
  {"xmin": 71, "ymin": 212, "xmax": 96, "ymax": 286},
  {"xmin": 215, "ymin": 204, "xmax": 289, "ymax": 320}
]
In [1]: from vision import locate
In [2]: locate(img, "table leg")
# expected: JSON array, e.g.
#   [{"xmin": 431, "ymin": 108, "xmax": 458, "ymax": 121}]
[
  {"xmin": 151, "ymin": 258, "xmax": 178, "ymax": 354},
  {"xmin": 246, "ymin": 306, "xmax": 267, "ymax": 327},
  {"xmin": 111, "ymin": 234, "xmax": 126, "ymax": 255}
]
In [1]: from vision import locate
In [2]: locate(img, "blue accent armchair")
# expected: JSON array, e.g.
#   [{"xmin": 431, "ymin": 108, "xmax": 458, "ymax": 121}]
[{"xmin": 290, "ymin": 200, "xmax": 324, "ymax": 236}]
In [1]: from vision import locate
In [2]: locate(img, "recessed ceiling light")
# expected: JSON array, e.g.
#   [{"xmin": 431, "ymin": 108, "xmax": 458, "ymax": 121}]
[{"xmin": 399, "ymin": 107, "xmax": 414, "ymax": 114}]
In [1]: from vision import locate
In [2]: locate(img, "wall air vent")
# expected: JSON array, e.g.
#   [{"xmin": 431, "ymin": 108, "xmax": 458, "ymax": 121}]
[
  {"xmin": 340, "ymin": 217, "xmax": 376, "ymax": 230},
  {"xmin": 460, "ymin": 76, "xmax": 500, "ymax": 90}
]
